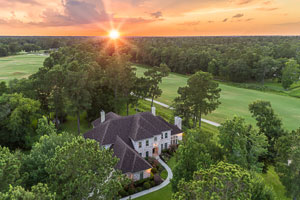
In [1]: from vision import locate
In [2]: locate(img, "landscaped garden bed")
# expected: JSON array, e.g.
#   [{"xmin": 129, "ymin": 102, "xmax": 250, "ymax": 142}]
[{"xmin": 119, "ymin": 157, "xmax": 164, "ymax": 197}]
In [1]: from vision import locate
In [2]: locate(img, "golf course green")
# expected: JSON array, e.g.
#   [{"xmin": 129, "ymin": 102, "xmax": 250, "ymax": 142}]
[
  {"xmin": 0, "ymin": 54, "xmax": 46, "ymax": 82},
  {"xmin": 134, "ymin": 65, "xmax": 300, "ymax": 131}
]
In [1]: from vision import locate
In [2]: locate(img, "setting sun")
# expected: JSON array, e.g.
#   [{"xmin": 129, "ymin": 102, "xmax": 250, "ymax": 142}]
[{"xmin": 109, "ymin": 30, "xmax": 120, "ymax": 39}]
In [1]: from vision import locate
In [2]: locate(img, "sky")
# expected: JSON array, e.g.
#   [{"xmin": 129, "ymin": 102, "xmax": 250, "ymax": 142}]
[{"xmin": 0, "ymin": 0, "xmax": 299, "ymax": 36}]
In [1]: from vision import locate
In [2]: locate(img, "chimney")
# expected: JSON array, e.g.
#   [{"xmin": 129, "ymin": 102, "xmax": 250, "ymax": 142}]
[
  {"xmin": 175, "ymin": 116, "xmax": 182, "ymax": 130},
  {"xmin": 151, "ymin": 107, "xmax": 156, "ymax": 116},
  {"xmin": 101, "ymin": 110, "xmax": 105, "ymax": 123}
]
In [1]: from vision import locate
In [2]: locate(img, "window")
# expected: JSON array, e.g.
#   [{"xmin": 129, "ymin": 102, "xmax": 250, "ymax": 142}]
[
  {"xmin": 165, "ymin": 143, "xmax": 168, "ymax": 149},
  {"xmin": 171, "ymin": 136, "xmax": 178, "ymax": 145},
  {"xmin": 165, "ymin": 132, "xmax": 168, "ymax": 138},
  {"xmin": 139, "ymin": 153, "xmax": 142, "ymax": 156},
  {"xmin": 139, "ymin": 142, "xmax": 142, "ymax": 148},
  {"xmin": 161, "ymin": 144, "xmax": 163, "ymax": 150},
  {"xmin": 146, "ymin": 151, "xmax": 149, "ymax": 157},
  {"xmin": 146, "ymin": 140, "xmax": 149, "ymax": 146},
  {"xmin": 140, "ymin": 172, "xmax": 144, "ymax": 180},
  {"xmin": 161, "ymin": 133, "xmax": 163, "ymax": 139},
  {"xmin": 154, "ymin": 137, "xmax": 157, "ymax": 141}
]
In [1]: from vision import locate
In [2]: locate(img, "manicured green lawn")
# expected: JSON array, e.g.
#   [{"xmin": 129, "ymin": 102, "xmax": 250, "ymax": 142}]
[
  {"xmin": 0, "ymin": 54, "xmax": 47, "ymax": 82},
  {"xmin": 134, "ymin": 65, "xmax": 300, "ymax": 130}
]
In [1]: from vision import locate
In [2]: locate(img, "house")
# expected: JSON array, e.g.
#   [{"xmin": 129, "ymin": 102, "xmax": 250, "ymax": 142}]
[{"xmin": 84, "ymin": 107, "xmax": 183, "ymax": 181}]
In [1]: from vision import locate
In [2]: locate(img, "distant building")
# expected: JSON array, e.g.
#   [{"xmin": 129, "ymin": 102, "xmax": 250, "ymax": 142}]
[{"xmin": 84, "ymin": 108, "xmax": 183, "ymax": 181}]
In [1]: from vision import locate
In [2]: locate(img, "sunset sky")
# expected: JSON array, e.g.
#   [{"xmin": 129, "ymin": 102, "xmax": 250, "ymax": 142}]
[{"xmin": 0, "ymin": 0, "xmax": 299, "ymax": 36}]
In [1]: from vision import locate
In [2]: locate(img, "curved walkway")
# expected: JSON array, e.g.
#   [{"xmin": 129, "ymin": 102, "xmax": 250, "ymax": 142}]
[
  {"xmin": 120, "ymin": 158, "xmax": 173, "ymax": 200},
  {"xmin": 145, "ymin": 98, "xmax": 221, "ymax": 127}
]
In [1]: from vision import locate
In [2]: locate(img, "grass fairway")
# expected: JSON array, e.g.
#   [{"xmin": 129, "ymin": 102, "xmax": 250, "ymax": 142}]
[
  {"xmin": 0, "ymin": 54, "xmax": 46, "ymax": 82},
  {"xmin": 134, "ymin": 65, "xmax": 300, "ymax": 130}
]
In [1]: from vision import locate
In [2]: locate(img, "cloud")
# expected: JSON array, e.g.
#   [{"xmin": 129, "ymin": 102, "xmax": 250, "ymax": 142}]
[
  {"xmin": 232, "ymin": 13, "xmax": 244, "ymax": 18},
  {"xmin": 208, "ymin": 20, "xmax": 214, "ymax": 23},
  {"xmin": 150, "ymin": 11, "xmax": 162, "ymax": 18},
  {"xmin": 274, "ymin": 21, "xmax": 300, "ymax": 26},
  {"xmin": 32, "ymin": 0, "xmax": 110, "ymax": 26},
  {"xmin": 222, "ymin": 18, "xmax": 228, "ymax": 22},
  {"xmin": 245, "ymin": 18, "xmax": 254, "ymax": 21},
  {"xmin": 257, "ymin": 7, "xmax": 278, "ymax": 11}
]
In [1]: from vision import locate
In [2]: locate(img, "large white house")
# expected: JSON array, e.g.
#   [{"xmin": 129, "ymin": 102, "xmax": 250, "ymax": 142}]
[{"xmin": 84, "ymin": 108, "xmax": 183, "ymax": 181}]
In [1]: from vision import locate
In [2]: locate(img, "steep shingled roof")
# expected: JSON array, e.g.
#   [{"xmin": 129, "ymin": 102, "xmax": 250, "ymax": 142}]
[
  {"xmin": 84, "ymin": 112, "xmax": 183, "ymax": 174},
  {"xmin": 85, "ymin": 112, "xmax": 176, "ymax": 145},
  {"xmin": 113, "ymin": 136, "xmax": 152, "ymax": 173}
]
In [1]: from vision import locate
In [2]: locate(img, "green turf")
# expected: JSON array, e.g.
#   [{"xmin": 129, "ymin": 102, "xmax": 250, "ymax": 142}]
[
  {"xmin": 134, "ymin": 65, "xmax": 300, "ymax": 130},
  {"xmin": 0, "ymin": 54, "xmax": 47, "ymax": 82}
]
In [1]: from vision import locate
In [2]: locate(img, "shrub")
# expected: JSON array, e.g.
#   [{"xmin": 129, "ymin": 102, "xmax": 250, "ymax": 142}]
[
  {"xmin": 151, "ymin": 168, "xmax": 158, "ymax": 174},
  {"xmin": 119, "ymin": 189, "xmax": 128, "ymax": 197},
  {"xmin": 128, "ymin": 187, "xmax": 135, "ymax": 195},
  {"xmin": 150, "ymin": 181, "xmax": 156, "ymax": 187},
  {"xmin": 136, "ymin": 187, "xmax": 143, "ymax": 192},
  {"xmin": 143, "ymin": 182, "xmax": 151, "ymax": 190}
]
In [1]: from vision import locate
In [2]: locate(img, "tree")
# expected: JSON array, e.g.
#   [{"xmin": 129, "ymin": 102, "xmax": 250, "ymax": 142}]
[
  {"xmin": 105, "ymin": 53, "xmax": 136, "ymax": 114},
  {"xmin": 172, "ymin": 162, "xmax": 275, "ymax": 200},
  {"xmin": 47, "ymin": 64, "xmax": 67, "ymax": 128},
  {"xmin": 225, "ymin": 59, "xmax": 252, "ymax": 82},
  {"xmin": 144, "ymin": 63, "xmax": 170, "ymax": 107},
  {"xmin": 249, "ymin": 100, "xmax": 284, "ymax": 171},
  {"xmin": 0, "ymin": 81, "xmax": 8, "ymax": 96},
  {"xmin": 171, "ymin": 129, "xmax": 222, "ymax": 191},
  {"xmin": 36, "ymin": 117, "xmax": 56, "ymax": 136},
  {"xmin": 0, "ymin": 183, "xmax": 55, "ymax": 200},
  {"xmin": 131, "ymin": 77, "xmax": 151, "ymax": 112},
  {"xmin": 255, "ymin": 57, "xmax": 277, "ymax": 85},
  {"xmin": 281, "ymin": 59, "xmax": 300, "ymax": 89},
  {"xmin": 20, "ymin": 131, "xmax": 73, "ymax": 189},
  {"xmin": 172, "ymin": 162, "xmax": 252, "ymax": 200},
  {"xmin": 219, "ymin": 117, "xmax": 268, "ymax": 172},
  {"xmin": 174, "ymin": 71, "xmax": 221, "ymax": 128},
  {"xmin": 46, "ymin": 137, "xmax": 128, "ymax": 199},
  {"xmin": 0, "ymin": 93, "xmax": 41, "ymax": 149},
  {"xmin": 64, "ymin": 60, "xmax": 91, "ymax": 134},
  {"xmin": 275, "ymin": 128, "xmax": 300, "ymax": 200},
  {"xmin": 0, "ymin": 146, "xmax": 21, "ymax": 193}
]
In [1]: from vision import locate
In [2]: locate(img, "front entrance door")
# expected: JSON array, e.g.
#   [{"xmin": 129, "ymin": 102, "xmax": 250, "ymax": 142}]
[{"xmin": 153, "ymin": 147, "xmax": 158, "ymax": 156}]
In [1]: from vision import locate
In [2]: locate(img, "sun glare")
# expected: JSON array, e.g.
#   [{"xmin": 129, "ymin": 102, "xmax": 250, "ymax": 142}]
[{"xmin": 109, "ymin": 30, "xmax": 120, "ymax": 39}]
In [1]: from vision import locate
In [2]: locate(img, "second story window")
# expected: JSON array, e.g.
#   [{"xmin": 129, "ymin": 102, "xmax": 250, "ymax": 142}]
[
  {"xmin": 165, "ymin": 132, "xmax": 168, "ymax": 138},
  {"xmin": 161, "ymin": 133, "xmax": 163, "ymax": 139},
  {"xmin": 154, "ymin": 137, "xmax": 157, "ymax": 141},
  {"xmin": 139, "ymin": 142, "xmax": 142, "ymax": 148},
  {"xmin": 146, "ymin": 140, "xmax": 149, "ymax": 146}
]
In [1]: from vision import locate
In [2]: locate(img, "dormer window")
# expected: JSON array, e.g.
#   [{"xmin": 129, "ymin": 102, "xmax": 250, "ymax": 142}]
[
  {"xmin": 165, "ymin": 132, "xmax": 168, "ymax": 138},
  {"xmin": 146, "ymin": 140, "xmax": 149, "ymax": 146},
  {"xmin": 139, "ymin": 142, "xmax": 142, "ymax": 148}
]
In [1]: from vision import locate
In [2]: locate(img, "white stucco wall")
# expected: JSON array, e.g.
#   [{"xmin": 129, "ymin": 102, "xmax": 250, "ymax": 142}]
[
  {"xmin": 128, "ymin": 169, "xmax": 151, "ymax": 181},
  {"xmin": 130, "ymin": 130, "xmax": 172, "ymax": 157}
]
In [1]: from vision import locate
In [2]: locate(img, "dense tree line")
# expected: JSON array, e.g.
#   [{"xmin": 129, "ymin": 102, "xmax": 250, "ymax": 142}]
[
  {"xmin": 124, "ymin": 36, "xmax": 300, "ymax": 88},
  {"xmin": 0, "ymin": 36, "xmax": 84, "ymax": 56}
]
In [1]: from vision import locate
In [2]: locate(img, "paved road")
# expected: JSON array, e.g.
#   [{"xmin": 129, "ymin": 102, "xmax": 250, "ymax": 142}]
[
  {"xmin": 145, "ymin": 98, "xmax": 221, "ymax": 127},
  {"xmin": 120, "ymin": 158, "xmax": 173, "ymax": 200}
]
